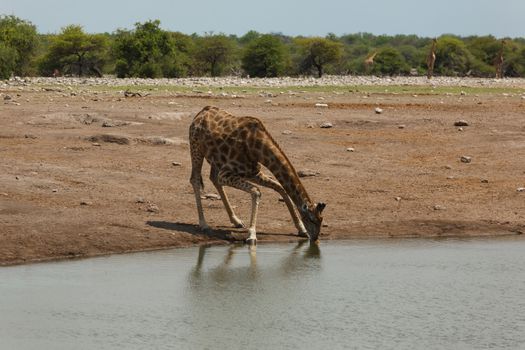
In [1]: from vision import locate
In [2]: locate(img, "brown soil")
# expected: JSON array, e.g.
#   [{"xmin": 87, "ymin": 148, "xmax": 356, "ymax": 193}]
[{"xmin": 1, "ymin": 88, "xmax": 524, "ymax": 265}]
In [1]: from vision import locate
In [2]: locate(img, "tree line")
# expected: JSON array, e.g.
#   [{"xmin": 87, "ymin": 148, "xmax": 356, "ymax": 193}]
[{"xmin": 1, "ymin": 15, "xmax": 525, "ymax": 80}]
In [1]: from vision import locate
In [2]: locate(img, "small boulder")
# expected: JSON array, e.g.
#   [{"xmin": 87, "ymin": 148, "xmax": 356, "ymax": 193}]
[
  {"xmin": 460, "ymin": 156, "xmax": 472, "ymax": 163},
  {"xmin": 454, "ymin": 120, "xmax": 469, "ymax": 127},
  {"xmin": 374, "ymin": 107, "xmax": 383, "ymax": 114},
  {"xmin": 320, "ymin": 122, "xmax": 333, "ymax": 129}
]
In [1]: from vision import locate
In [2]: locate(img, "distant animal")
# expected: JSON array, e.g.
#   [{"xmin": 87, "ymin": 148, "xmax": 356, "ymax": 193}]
[
  {"xmin": 189, "ymin": 106, "xmax": 326, "ymax": 244},
  {"xmin": 364, "ymin": 52, "xmax": 378, "ymax": 73},
  {"xmin": 493, "ymin": 40, "xmax": 506, "ymax": 79},
  {"xmin": 426, "ymin": 38, "xmax": 437, "ymax": 79}
]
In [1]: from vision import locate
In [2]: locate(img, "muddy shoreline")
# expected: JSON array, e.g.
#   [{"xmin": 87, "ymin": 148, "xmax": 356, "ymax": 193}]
[{"xmin": 1, "ymin": 77, "xmax": 525, "ymax": 265}]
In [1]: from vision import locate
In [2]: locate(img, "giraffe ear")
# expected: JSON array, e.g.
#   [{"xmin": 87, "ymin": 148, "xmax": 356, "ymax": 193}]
[{"xmin": 316, "ymin": 202, "xmax": 326, "ymax": 214}]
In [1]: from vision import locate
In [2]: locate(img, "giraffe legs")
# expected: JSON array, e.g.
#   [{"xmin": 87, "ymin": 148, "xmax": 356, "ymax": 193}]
[
  {"xmin": 189, "ymin": 143, "xmax": 211, "ymax": 233},
  {"xmin": 252, "ymin": 172, "xmax": 308, "ymax": 237},
  {"xmin": 217, "ymin": 170, "xmax": 261, "ymax": 244},
  {"xmin": 210, "ymin": 166, "xmax": 245, "ymax": 228}
]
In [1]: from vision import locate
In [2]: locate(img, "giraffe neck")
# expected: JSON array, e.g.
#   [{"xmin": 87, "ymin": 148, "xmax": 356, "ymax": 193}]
[{"xmin": 258, "ymin": 137, "xmax": 313, "ymax": 209}]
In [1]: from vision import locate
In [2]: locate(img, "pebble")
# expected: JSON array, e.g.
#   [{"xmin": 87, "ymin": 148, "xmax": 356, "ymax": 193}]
[
  {"xmin": 394, "ymin": 196, "xmax": 402, "ymax": 201},
  {"xmin": 346, "ymin": 147, "xmax": 355, "ymax": 152},
  {"xmin": 517, "ymin": 187, "xmax": 525, "ymax": 192},
  {"xmin": 444, "ymin": 165, "xmax": 452, "ymax": 169},
  {"xmin": 375, "ymin": 107, "xmax": 383, "ymax": 114},
  {"xmin": 3, "ymin": 94, "xmax": 12, "ymax": 100},
  {"xmin": 320, "ymin": 122, "xmax": 333, "ymax": 128},
  {"xmin": 460, "ymin": 156, "xmax": 472, "ymax": 163},
  {"xmin": 315, "ymin": 103, "xmax": 328, "ymax": 108},
  {"xmin": 433, "ymin": 205, "xmax": 446, "ymax": 211},
  {"xmin": 80, "ymin": 200, "xmax": 92, "ymax": 206},
  {"xmin": 282, "ymin": 130, "xmax": 292, "ymax": 135},
  {"xmin": 171, "ymin": 161, "xmax": 182, "ymax": 166},
  {"xmin": 481, "ymin": 179, "xmax": 489, "ymax": 183},
  {"xmin": 52, "ymin": 189, "xmax": 58, "ymax": 193},
  {"xmin": 398, "ymin": 124, "xmax": 406, "ymax": 129},
  {"xmin": 146, "ymin": 203, "xmax": 160, "ymax": 213},
  {"xmin": 454, "ymin": 120, "xmax": 469, "ymax": 126},
  {"xmin": 458, "ymin": 127, "xmax": 464, "ymax": 132},
  {"xmin": 135, "ymin": 197, "xmax": 146, "ymax": 203}
]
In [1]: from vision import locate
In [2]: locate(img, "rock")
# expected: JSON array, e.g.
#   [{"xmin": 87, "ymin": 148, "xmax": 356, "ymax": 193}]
[
  {"xmin": 320, "ymin": 122, "xmax": 333, "ymax": 129},
  {"xmin": 454, "ymin": 120, "xmax": 469, "ymax": 126},
  {"xmin": 102, "ymin": 120, "xmax": 115, "ymax": 127},
  {"xmin": 394, "ymin": 196, "xmax": 402, "ymax": 201},
  {"xmin": 458, "ymin": 127, "xmax": 464, "ymax": 132},
  {"xmin": 202, "ymin": 193, "xmax": 221, "ymax": 200},
  {"xmin": 3, "ymin": 94, "xmax": 12, "ymax": 100},
  {"xmin": 171, "ymin": 161, "xmax": 182, "ymax": 166},
  {"xmin": 315, "ymin": 103, "xmax": 328, "ymax": 108},
  {"xmin": 481, "ymin": 179, "xmax": 489, "ymax": 183},
  {"xmin": 146, "ymin": 203, "xmax": 159, "ymax": 213},
  {"xmin": 282, "ymin": 130, "xmax": 292, "ymax": 135},
  {"xmin": 87, "ymin": 134, "xmax": 131, "ymax": 145},
  {"xmin": 517, "ymin": 187, "xmax": 525, "ymax": 192},
  {"xmin": 92, "ymin": 142, "xmax": 101, "ymax": 147},
  {"xmin": 52, "ymin": 189, "xmax": 58, "ymax": 193},
  {"xmin": 135, "ymin": 197, "xmax": 146, "ymax": 203},
  {"xmin": 298, "ymin": 169, "xmax": 320, "ymax": 177},
  {"xmin": 460, "ymin": 156, "xmax": 472, "ymax": 163},
  {"xmin": 80, "ymin": 200, "xmax": 92, "ymax": 206},
  {"xmin": 433, "ymin": 205, "xmax": 446, "ymax": 211},
  {"xmin": 346, "ymin": 147, "xmax": 355, "ymax": 152},
  {"xmin": 398, "ymin": 124, "xmax": 406, "ymax": 129},
  {"xmin": 375, "ymin": 107, "xmax": 383, "ymax": 114},
  {"xmin": 444, "ymin": 165, "xmax": 453, "ymax": 170},
  {"xmin": 460, "ymin": 91, "xmax": 467, "ymax": 96}
]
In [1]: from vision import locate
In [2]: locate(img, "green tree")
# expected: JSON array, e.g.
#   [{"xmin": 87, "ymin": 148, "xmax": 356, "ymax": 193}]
[
  {"xmin": 194, "ymin": 34, "xmax": 235, "ymax": 77},
  {"xmin": 434, "ymin": 36, "xmax": 473, "ymax": 76},
  {"xmin": 371, "ymin": 47, "xmax": 409, "ymax": 75},
  {"xmin": 0, "ymin": 15, "xmax": 38, "ymax": 76},
  {"xmin": 41, "ymin": 25, "xmax": 108, "ymax": 77},
  {"xmin": 295, "ymin": 37, "xmax": 343, "ymax": 77},
  {"xmin": 241, "ymin": 34, "xmax": 288, "ymax": 77},
  {"xmin": 113, "ymin": 20, "xmax": 186, "ymax": 78},
  {"xmin": 0, "ymin": 43, "xmax": 16, "ymax": 79}
]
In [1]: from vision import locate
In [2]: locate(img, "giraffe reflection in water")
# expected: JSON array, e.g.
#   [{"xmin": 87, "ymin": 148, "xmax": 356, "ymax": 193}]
[{"xmin": 188, "ymin": 241, "xmax": 321, "ymax": 287}]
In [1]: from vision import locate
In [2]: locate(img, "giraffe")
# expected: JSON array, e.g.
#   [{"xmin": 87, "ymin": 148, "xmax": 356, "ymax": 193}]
[
  {"xmin": 189, "ymin": 106, "xmax": 326, "ymax": 244},
  {"xmin": 494, "ymin": 40, "xmax": 506, "ymax": 79},
  {"xmin": 426, "ymin": 38, "xmax": 437, "ymax": 79},
  {"xmin": 364, "ymin": 52, "xmax": 378, "ymax": 73}
]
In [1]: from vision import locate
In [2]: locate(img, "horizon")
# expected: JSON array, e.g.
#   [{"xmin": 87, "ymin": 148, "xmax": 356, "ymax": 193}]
[{"xmin": 1, "ymin": 0, "xmax": 524, "ymax": 38}]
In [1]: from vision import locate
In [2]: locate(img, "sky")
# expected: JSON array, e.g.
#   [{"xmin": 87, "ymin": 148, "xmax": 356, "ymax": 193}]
[{"xmin": 1, "ymin": 0, "xmax": 524, "ymax": 38}]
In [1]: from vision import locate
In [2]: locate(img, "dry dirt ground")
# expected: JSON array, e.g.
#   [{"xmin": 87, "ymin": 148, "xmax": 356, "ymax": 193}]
[{"xmin": 1, "ymin": 83, "xmax": 525, "ymax": 265}]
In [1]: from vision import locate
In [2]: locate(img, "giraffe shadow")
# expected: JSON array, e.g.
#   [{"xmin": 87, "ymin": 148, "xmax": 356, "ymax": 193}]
[
  {"xmin": 146, "ymin": 221, "xmax": 295, "ymax": 241},
  {"xmin": 146, "ymin": 221, "xmax": 245, "ymax": 241}
]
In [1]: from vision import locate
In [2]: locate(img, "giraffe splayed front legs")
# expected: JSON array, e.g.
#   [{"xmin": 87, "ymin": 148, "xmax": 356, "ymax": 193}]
[{"xmin": 189, "ymin": 106, "xmax": 323, "ymax": 244}]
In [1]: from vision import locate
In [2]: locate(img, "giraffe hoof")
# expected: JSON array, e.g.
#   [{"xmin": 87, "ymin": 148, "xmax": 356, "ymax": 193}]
[
  {"xmin": 246, "ymin": 238, "xmax": 257, "ymax": 246},
  {"xmin": 233, "ymin": 222, "xmax": 245, "ymax": 229}
]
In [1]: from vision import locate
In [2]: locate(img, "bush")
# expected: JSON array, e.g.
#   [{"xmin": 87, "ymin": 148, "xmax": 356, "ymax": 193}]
[
  {"xmin": 0, "ymin": 15, "xmax": 38, "ymax": 76},
  {"xmin": 241, "ymin": 35, "xmax": 288, "ymax": 77},
  {"xmin": 435, "ymin": 36, "xmax": 473, "ymax": 76},
  {"xmin": 372, "ymin": 47, "xmax": 410, "ymax": 75},
  {"xmin": 0, "ymin": 43, "xmax": 17, "ymax": 79}
]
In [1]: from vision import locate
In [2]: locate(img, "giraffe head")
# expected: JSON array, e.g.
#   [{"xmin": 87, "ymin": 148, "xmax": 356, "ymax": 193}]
[{"xmin": 300, "ymin": 202, "xmax": 326, "ymax": 241}]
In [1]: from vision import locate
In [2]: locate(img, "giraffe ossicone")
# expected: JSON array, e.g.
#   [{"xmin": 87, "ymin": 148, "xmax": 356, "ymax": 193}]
[{"xmin": 189, "ymin": 106, "xmax": 326, "ymax": 244}]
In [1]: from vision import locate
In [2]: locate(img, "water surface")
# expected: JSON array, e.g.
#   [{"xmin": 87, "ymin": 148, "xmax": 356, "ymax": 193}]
[{"xmin": 1, "ymin": 238, "xmax": 525, "ymax": 349}]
